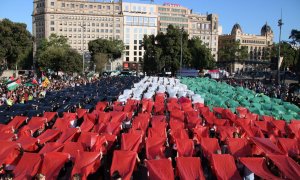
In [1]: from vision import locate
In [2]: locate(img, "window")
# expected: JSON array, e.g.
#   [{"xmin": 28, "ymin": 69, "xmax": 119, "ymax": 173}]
[
  {"xmin": 98, "ymin": 5, "xmax": 101, "ymax": 9},
  {"xmin": 51, "ymin": 2, "xmax": 54, "ymax": 6},
  {"xmin": 134, "ymin": 40, "xmax": 137, "ymax": 44},
  {"xmin": 89, "ymin": 5, "xmax": 93, "ymax": 9},
  {"xmin": 134, "ymin": 52, "xmax": 137, "ymax": 56},
  {"xmin": 139, "ymin": 52, "xmax": 142, "ymax": 56},
  {"xmin": 50, "ymin": 21, "xmax": 54, "ymax": 25},
  {"xmin": 61, "ymin": 3, "xmax": 65, "ymax": 7},
  {"xmin": 126, "ymin": 51, "xmax": 129, "ymax": 56},
  {"xmin": 50, "ymin": 15, "xmax": 54, "ymax": 19},
  {"xmin": 71, "ymin": 4, "xmax": 74, "ymax": 8},
  {"xmin": 80, "ymin": 4, "xmax": 84, "ymax": 8},
  {"xmin": 126, "ymin": 57, "xmax": 129, "ymax": 62},
  {"xmin": 107, "ymin": 6, "xmax": 110, "ymax": 10},
  {"xmin": 134, "ymin": 46, "xmax": 137, "ymax": 50},
  {"xmin": 139, "ymin": 46, "xmax": 142, "ymax": 50},
  {"xmin": 134, "ymin": 57, "xmax": 137, "ymax": 62},
  {"xmin": 115, "ymin": 6, "xmax": 120, "ymax": 10},
  {"xmin": 51, "ymin": 27, "xmax": 55, "ymax": 31}
]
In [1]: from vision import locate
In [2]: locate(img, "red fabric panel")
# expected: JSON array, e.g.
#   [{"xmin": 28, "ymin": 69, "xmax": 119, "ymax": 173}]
[
  {"xmin": 110, "ymin": 112, "xmax": 126, "ymax": 123},
  {"xmin": 290, "ymin": 120, "xmax": 300, "ymax": 124},
  {"xmin": 95, "ymin": 101, "xmax": 108, "ymax": 111},
  {"xmin": 39, "ymin": 142, "xmax": 64, "ymax": 154},
  {"xmin": 168, "ymin": 97, "xmax": 178, "ymax": 103},
  {"xmin": 102, "ymin": 134, "xmax": 117, "ymax": 151},
  {"xmin": 62, "ymin": 142, "xmax": 85, "ymax": 160},
  {"xmin": 170, "ymin": 129, "xmax": 189, "ymax": 140},
  {"xmin": 37, "ymin": 129, "xmax": 61, "ymax": 144},
  {"xmin": 227, "ymin": 138, "xmax": 252, "ymax": 158},
  {"xmin": 110, "ymin": 150, "xmax": 137, "ymax": 180},
  {"xmin": 98, "ymin": 112, "xmax": 111, "ymax": 123},
  {"xmin": 218, "ymin": 126, "xmax": 236, "ymax": 141},
  {"xmin": 178, "ymin": 97, "xmax": 191, "ymax": 104},
  {"xmin": 142, "ymin": 99, "xmax": 154, "ymax": 113},
  {"xmin": 288, "ymin": 123, "xmax": 300, "ymax": 139},
  {"xmin": 245, "ymin": 113, "xmax": 259, "ymax": 121},
  {"xmin": 239, "ymin": 121, "xmax": 264, "ymax": 138},
  {"xmin": 148, "ymin": 127, "xmax": 167, "ymax": 138},
  {"xmin": 254, "ymin": 121, "xmax": 274, "ymax": 134},
  {"xmin": 132, "ymin": 116, "xmax": 149, "ymax": 132},
  {"xmin": 151, "ymin": 119, "xmax": 167, "ymax": 129},
  {"xmin": 169, "ymin": 120, "xmax": 185, "ymax": 130},
  {"xmin": 91, "ymin": 135, "xmax": 108, "ymax": 153},
  {"xmin": 77, "ymin": 132, "xmax": 99, "ymax": 150},
  {"xmin": 236, "ymin": 107, "xmax": 249, "ymax": 118},
  {"xmin": 43, "ymin": 112, "xmax": 57, "ymax": 122},
  {"xmin": 121, "ymin": 131, "xmax": 142, "ymax": 152},
  {"xmin": 261, "ymin": 115, "xmax": 275, "ymax": 122},
  {"xmin": 17, "ymin": 136, "xmax": 38, "ymax": 152},
  {"xmin": 7, "ymin": 116, "xmax": 28, "ymax": 130},
  {"xmin": 105, "ymin": 122, "xmax": 122, "ymax": 135},
  {"xmin": 93, "ymin": 122, "xmax": 107, "ymax": 134},
  {"xmin": 71, "ymin": 151, "xmax": 101, "ymax": 179},
  {"xmin": 154, "ymin": 102, "xmax": 165, "ymax": 115},
  {"xmin": 77, "ymin": 108, "xmax": 88, "ymax": 119},
  {"xmin": 0, "ymin": 132, "xmax": 15, "ymax": 141},
  {"xmin": 27, "ymin": 117, "xmax": 47, "ymax": 132},
  {"xmin": 167, "ymin": 103, "xmax": 181, "ymax": 112},
  {"xmin": 181, "ymin": 103, "xmax": 193, "ymax": 112},
  {"xmin": 194, "ymin": 103, "xmax": 205, "ymax": 112},
  {"xmin": 176, "ymin": 139, "xmax": 194, "ymax": 157},
  {"xmin": 170, "ymin": 110, "xmax": 185, "ymax": 122},
  {"xmin": 52, "ymin": 117, "xmax": 71, "ymax": 130},
  {"xmin": 146, "ymin": 136, "xmax": 166, "ymax": 160},
  {"xmin": 63, "ymin": 112, "xmax": 77, "ymax": 121},
  {"xmin": 200, "ymin": 138, "xmax": 221, "ymax": 158},
  {"xmin": 202, "ymin": 111, "xmax": 215, "ymax": 125},
  {"xmin": 272, "ymin": 120, "xmax": 287, "ymax": 136},
  {"xmin": 0, "ymin": 141, "xmax": 21, "ymax": 165},
  {"xmin": 113, "ymin": 105, "xmax": 124, "ymax": 112},
  {"xmin": 213, "ymin": 107, "xmax": 225, "ymax": 115},
  {"xmin": 17, "ymin": 125, "xmax": 32, "ymax": 138},
  {"xmin": 151, "ymin": 115, "xmax": 166, "ymax": 123},
  {"xmin": 213, "ymin": 119, "xmax": 228, "ymax": 126},
  {"xmin": 251, "ymin": 137, "xmax": 284, "ymax": 155},
  {"xmin": 211, "ymin": 154, "xmax": 242, "ymax": 180},
  {"xmin": 176, "ymin": 157, "xmax": 205, "ymax": 180},
  {"xmin": 40, "ymin": 152, "xmax": 70, "ymax": 180},
  {"xmin": 193, "ymin": 125, "xmax": 209, "ymax": 143},
  {"xmin": 277, "ymin": 138, "xmax": 299, "ymax": 158},
  {"xmin": 267, "ymin": 154, "xmax": 300, "ymax": 179},
  {"xmin": 80, "ymin": 117, "xmax": 95, "ymax": 133},
  {"xmin": 56, "ymin": 128, "xmax": 78, "ymax": 143},
  {"xmin": 221, "ymin": 109, "xmax": 237, "ymax": 123},
  {"xmin": 145, "ymin": 159, "xmax": 174, "ymax": 180},
  {"xmin": 155, "ymin": 93, "xmax": 165, "ymax": 103},
  {"xmin": 239, "ymin": 157, "xmax": 280, "ymax": 180},
  {"xmin": 13, "ymin": 153, "xmax": 42, "ymax": 180}
]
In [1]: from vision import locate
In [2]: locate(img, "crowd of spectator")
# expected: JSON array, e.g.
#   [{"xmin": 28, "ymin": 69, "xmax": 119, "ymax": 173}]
[{"xmin": 220, "ymin": 78, "xmax": 300, "ymax": 107}]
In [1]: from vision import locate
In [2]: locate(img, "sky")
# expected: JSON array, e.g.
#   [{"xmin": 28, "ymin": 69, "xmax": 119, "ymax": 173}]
[{"xmin": 0, "ymin": 0, "xmax": 299, "ymax": 42}]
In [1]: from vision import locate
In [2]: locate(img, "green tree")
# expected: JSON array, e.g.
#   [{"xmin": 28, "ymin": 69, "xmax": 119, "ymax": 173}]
[
  {"xmin": 88, "ymin": 38, "xmax": 124, "ymax": 72},
  {"xmin": 143, "ymin": 35, "xmax": 163, "ymax": 75},
  {"xmin": 188, "ymin": 37, "xmax": 215, "ymax": 70},
  {"xmin": 0, "ymin": 18, "xmax": 32, "ymax": 69},
  {"xmin": 36, "ymin": 34, "xmax": 82, "ymax": 73},
  {"xmin": 218, "ymin": 40, "xmax": 248, "ymax": 62}
]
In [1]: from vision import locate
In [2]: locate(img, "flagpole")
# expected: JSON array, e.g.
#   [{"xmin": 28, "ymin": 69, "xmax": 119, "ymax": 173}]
[{"xmin": 277, "ymin": 9, "xmax": 283, "ymax": 85}]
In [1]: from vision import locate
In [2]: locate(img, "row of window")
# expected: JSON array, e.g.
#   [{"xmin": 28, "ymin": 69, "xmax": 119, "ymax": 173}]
[
  {"xmin": 54, "ymin": 21, "xmax": 121, "ymax": 28},
  {"xmin": 125, "ymin": 57, "xmax": 143, "ymax": 62},
  {"xmin": 124, "ymin": 5, "xmax": 154, "ymax": 13},
  {"xmin": 158, "ymin": 7, "xmax": 187, "ymax": 14},
  {"xmin": 125, "ymin": 16, "xmax": 157, "ymax": 27},
  {"xmin": 56, "ymin": 15, "xmax": 120, "ymax": 22},
  {"xmin": 160, "ymin": 16, "xmax": 188, "ymax": 23},
  {"xmin": 242, "ymin": 39, "xmax": 266, "ymax": 45}
]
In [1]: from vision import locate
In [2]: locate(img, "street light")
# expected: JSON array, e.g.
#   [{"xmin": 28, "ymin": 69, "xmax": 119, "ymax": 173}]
[
  {"xmin": 180, "ymin": 27, "xmax": 184, "ymax": 77},
  {"xmin": 277, "ymin": 11, "xmax": 283, "ymax": 85},
  {"xmin": 81, "ymin": 22, "xmax": 86, "ymax": 75}
]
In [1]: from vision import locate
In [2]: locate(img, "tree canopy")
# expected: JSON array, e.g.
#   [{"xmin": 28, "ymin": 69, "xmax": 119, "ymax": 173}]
[
  {"xmin": 218, "ymin": 40, "xmax": 248, "ymax": 62},
  {"xmin": 143, "ymin": 25, "xmax": 214, "ymax": 75},
  {"xmin": 88, "ymin": 38, "xmax": 124, "ymax": 73},
  {"xmin": 36, "ymin": 34, "xmax": 82, "ymax": 73},
  {"xmin": 0, "ymin": 18, "xmax": 32, "ymax": 69}
]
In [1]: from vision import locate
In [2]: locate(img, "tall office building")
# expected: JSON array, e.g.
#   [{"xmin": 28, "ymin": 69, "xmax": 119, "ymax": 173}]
[{"xmin": 122, "ymin": 2, "xmax": 158, "ymax": 71}]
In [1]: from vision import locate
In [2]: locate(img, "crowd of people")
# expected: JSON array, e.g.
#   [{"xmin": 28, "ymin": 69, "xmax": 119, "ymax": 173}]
[
  {"xmin": 0, "ymin": 74, "xmax": 98, "ymax": 107},
  {"xmin": 220, "ymin": 78, "xmax": 300, "ymax": 107}
]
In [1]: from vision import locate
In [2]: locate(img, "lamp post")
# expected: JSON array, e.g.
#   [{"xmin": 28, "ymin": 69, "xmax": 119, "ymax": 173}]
[
  {"xmin": 180, "ymin": 28, "xmax": 183, "ymax": 77},
  {"xmin": 277, "ymin": 13, "xmax": 283, "ymax": 85},
  {"xmin": 81, "ymin": 22, "xmax": 85, "ymax": 75}
]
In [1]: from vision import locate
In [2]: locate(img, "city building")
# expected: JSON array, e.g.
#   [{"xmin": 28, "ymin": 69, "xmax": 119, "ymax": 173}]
[
  {"xmin": 218, "ymin": 23, "xmax": 274, "ymax": 72},
  {"xmin": 122, "ymin": 2, "xmax": 158, "ymax": 71},
  {"xmin": 188, "ymin": 13, "xmax": 219, "ymax": 60},
  {"xmin": 32, "ymin": 0, "xmax": 220, "ymax": 71},
  {"xmin": 32, "ymin": 0, "xmax": 123, "ymax": 70}
]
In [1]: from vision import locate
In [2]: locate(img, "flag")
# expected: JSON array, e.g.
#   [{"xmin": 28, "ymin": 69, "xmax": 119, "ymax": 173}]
[
  {"xmin": 7, "ymin": 79, "xmax": 21, "ymax": 91},
  {"xmin": 42, "ymin": 77, "xmax": 50, "ymax": 87},
  {"xmin": 25, "ymin": 78, "xmax": 39, "ymax": 87}
]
